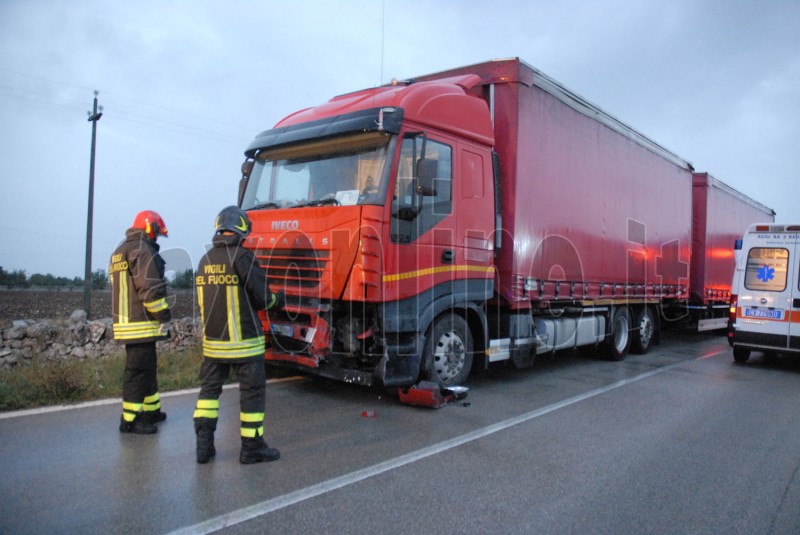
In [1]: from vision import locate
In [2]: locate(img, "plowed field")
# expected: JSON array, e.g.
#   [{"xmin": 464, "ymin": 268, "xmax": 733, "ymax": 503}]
[{"xmin": 0, "ymin": 290, "xmax": 197, "ymax": 325}]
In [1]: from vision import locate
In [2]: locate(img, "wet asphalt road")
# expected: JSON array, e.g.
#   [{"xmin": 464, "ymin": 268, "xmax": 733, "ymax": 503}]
[{"xmin": 2, "ymin": 331, "xmax": 800, "ymax": 535}]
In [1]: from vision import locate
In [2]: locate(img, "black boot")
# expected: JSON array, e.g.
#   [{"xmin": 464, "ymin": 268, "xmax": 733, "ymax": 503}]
[
  {"xmin": 119, "ymin": 414, "xmax": 157, "ymax": 435},
  {"xmin": 196, "ymin": 427, "xmax": 216, "ymax": 464},
  {"xmin": 240, "ymin": 437, "xmax": 280, "ymax": 464},
  {"xmin": 142, "ymin": 409, "xmax": 167, "ymax": 425}
]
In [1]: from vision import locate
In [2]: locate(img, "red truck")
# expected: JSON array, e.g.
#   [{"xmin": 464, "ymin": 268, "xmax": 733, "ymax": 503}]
[{"xmin": 236, "ymin": 58, "xmax": 773, "ymax": 388}]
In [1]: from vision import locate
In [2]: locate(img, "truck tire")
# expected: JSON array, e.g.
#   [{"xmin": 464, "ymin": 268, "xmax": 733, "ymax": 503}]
[
  {"xmin": 630, "ymin": 306, "xmax": 656, "ymax": 354},
  {"xmin": 422, "ymin": 314, "xmax": 473, "ymax": 386},
  {"xmin": 602, "ymin": 307, "xmax": 631, "ymax": 361},
  {"xmin": 733, "ymin": 346, "xmax": 751, "ymax": 364}
]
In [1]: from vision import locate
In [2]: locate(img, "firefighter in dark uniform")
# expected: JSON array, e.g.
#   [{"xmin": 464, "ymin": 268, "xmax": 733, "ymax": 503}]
[
  {"xmin": 194, "ymin": 205, "xmax": 284, "ymax": 464},
  {"xmin": 110, "ymin": 210, "xmax": 172, "ymax": 434}
]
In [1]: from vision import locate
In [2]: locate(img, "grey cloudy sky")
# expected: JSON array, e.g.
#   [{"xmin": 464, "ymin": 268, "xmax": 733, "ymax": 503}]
[{"xmin": 0, "ymin": 0, "xmax": 798, "ymax": 278}]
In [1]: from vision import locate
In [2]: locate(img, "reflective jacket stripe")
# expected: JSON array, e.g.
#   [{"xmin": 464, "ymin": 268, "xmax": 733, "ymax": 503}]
[
  {"xmin": 227, "ymin": 285, "xmax": 241, "ymax": 342},
  {"xmin": 118, "ymin": 273, "xmax": 129, "ymax": 323},
  {"xmin": 110, "ymin": 229, "xmax": 171, "ymax": 344},
  {"xmin": 113, "ymin": 321, "xmax": 162, "ymax": 339},
  {"xmin": 197, "ymin": 238, "xmax": 268, "ymax": 360},
  {"xmin": 113, "ymin": 271, "xmax": 161, "ymax": 338},
  {"xmin": 144, "ymin": 298, "xmax": 169, "ymax": 313},
  {"xmin": 198, "ymin": 286, "xmax": 206, "ymax": 329},
  {"xmin": 202, "ymin": 336, "xmax": 265, "ymax": 359}
]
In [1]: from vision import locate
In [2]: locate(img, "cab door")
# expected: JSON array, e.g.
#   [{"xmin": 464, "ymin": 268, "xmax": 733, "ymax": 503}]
[{"xmin": 386, "ymin": 132, "xmax": 457, "ymax": 302}]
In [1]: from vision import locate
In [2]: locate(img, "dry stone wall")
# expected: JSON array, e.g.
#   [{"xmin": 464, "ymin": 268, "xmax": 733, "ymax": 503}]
[{"xmin": 0, "ymin": 309, "xmax": 201, "ymax": 368}]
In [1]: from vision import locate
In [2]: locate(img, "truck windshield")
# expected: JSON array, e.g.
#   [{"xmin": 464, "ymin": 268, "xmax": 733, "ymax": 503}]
[{"xmin": 241, "ymin": 132, "xmax": 393, "ymax": 210}]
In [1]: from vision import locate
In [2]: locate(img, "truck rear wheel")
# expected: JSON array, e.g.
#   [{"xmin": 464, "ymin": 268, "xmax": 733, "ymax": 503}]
[
  {"xmin": 631, "ymin": 306, "xmax": 655, "ymax": 354},
  {"xmin": 422, "ymin": 314, "xmax": 473, "ymax": 386},
  {"xmin": 602, "ymin": 307, "xmax": 631, "ymax": 361}
]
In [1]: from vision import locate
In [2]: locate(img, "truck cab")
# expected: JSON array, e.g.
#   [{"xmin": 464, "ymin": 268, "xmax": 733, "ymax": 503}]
[
  {"xmin": 729, "ymin": 223, "xmax": 800, "ymax": 362},
  {"xmin": 237, "ymin": 76, "xmax": 497, "ymax": 388}
]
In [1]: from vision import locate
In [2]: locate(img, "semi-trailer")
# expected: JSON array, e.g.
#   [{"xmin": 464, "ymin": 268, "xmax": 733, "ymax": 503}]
[
  {"xmin": 235, "ymin": 58, "xmax": 773, "ymax": 388},
  {"xmin": 690, "ymin": 173, "xmax": 775, "ymax": 332}
]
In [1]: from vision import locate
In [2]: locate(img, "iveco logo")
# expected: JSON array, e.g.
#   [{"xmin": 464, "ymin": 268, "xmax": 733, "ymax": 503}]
[{"xmin": 271, "ymin": 220, "xmax": 300, "ymax": 231}]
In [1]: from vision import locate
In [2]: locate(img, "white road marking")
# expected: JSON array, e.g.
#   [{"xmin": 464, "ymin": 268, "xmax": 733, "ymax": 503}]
[
  {"xmin": 167, "ymin": 354, "xmax": 720, "ymax": 535},
  {"xmin": 0, "ymin": 376, "xmax": 304, "ymax": 420}
]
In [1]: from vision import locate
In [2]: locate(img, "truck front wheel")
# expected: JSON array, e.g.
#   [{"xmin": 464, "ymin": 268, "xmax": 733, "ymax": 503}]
[
  {"xmin": 602, "ymin": 307, "xmax": 631, "ymax": 361},
  {"xmin": 422, "ymin": 314, "xmax": 473, "ymax": 386}
]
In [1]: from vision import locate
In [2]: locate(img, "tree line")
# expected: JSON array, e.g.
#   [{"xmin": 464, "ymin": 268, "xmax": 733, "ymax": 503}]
[{"xmin": 0, "ymin": 267, "xmax": 196, "ymax": 290}]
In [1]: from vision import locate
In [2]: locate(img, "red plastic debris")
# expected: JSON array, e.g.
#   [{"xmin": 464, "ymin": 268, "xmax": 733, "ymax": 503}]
[{"xmin": 397, "ymin": 381, "xmax": 453, "ymax": 409}]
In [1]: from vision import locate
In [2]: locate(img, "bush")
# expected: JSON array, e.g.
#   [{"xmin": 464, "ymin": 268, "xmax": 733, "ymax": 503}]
[
  {"xmin": 91, "ymin": 269, "xmax": 108, "ymax": 290},
  {"xmin": 0, "ymin": 268, "xmax": 29, "ymax": 288},
  {"xmin": 172, "ymin": 268, "xmax": 195, "ymax": 289}
]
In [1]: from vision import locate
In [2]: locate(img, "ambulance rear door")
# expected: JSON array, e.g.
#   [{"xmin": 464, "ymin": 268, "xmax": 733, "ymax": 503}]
[
  {"xmin": 788, "ymin": 232, "xmax": 800, "ymax": 352},
  {"xmin": 737, "ymin": 230, "xmax": 799, "ymax": 352}
]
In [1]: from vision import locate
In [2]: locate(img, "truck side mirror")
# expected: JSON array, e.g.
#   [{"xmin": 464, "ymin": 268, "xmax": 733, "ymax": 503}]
[
  {"xmin": 241, "ymin": 159, "xmax": 254, "ymax": 179},
  {"xmin": 239, "ymin": 159, "xmax": 255, "ymax": 205},
  {"xmin": 415, "ymin": 158, "xmax": 438, "ymax": 196},
  {"xmin": 734, "ymin": 239, "xmax": 742, "ymax": 251}
]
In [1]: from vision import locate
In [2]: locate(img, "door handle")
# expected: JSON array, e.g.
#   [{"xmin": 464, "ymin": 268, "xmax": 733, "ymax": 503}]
[
  {"xmin": 793, "ymin": 298, "xmax": 800, "ymax": 309},
  {"xmin": 441, "ymin": 250, "xmax": 455, "ymax": 264}
]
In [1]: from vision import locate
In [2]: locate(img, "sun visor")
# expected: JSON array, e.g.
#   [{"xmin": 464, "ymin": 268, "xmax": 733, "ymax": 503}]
[{"xmin": 245, "ymin": 107, "xmax": 404, "ymax": 157}]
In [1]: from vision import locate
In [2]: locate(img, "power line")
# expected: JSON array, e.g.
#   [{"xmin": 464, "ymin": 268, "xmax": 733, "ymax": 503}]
[
  {"xmin": 0, "ymin": 88, "xmax": 252, "ymax": 146},
  {"xmin": 0, "ymin": 87, "xmax": 86, "ymax": 113},
  {"xmin": 0, "ymin": 82, "xmax": 88, "ymax": 107},
  {"xmin": 0, "ymin": 65, "xmax": 266, "ymax": 148},
  {"xmin": 103, "ymin": 90, "xmax": 260, "ymax": 134},
  {"xmin": 0, "ymin": 67, "xmax": 95, "ymax": 92},
  {"xmin": 0, "ymin": 92, "xmax": 251, "ymax": 146},
  {"xmin": 0, "ymin": 66, "xmax": 263, "ymax": 134},
  {"xmin": 108, "ymin": 109, "xmax": 251, "ymax": 145}
]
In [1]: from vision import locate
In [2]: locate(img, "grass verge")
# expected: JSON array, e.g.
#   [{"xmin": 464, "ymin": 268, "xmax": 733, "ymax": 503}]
[{"xmin": 0, "ymin": 346, "xmax": 206, "ymax": 411}]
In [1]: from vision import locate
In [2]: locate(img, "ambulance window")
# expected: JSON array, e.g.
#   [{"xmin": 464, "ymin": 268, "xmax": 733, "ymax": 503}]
[{"xmin": 744, "ymin": 247, "xmax": 788, "ymax": 292}]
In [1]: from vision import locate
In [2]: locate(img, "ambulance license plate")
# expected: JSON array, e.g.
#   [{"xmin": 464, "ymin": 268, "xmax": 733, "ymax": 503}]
[{"xmin": 744, "ymin": 308, "xmax": 783, "ymax": 320}]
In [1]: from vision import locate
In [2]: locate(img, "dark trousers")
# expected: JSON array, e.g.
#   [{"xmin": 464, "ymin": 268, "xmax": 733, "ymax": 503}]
[
  {"xmin": 194, "ymin": 358, "xmax": 266, "ymax": 438},
  {"xmin": 122, "ymin": 342, "xmax": 159, "ymax": 421}
]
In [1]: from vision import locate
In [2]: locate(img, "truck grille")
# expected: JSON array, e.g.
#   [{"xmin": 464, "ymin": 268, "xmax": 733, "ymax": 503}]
[{"xmin": 255, "ymin": 248, "xmax": 329, "ymax": 288}]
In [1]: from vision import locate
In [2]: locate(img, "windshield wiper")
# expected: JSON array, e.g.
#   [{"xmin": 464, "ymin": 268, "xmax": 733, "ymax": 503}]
[{"xmin": 295, "ymin": 197, "xmax": 340, "ymax": 208}]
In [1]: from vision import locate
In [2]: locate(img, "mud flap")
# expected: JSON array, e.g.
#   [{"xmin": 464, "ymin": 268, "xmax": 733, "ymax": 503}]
[{"xmin": 397, "ymin": 381, "xmax": 468, "ymax": 409}]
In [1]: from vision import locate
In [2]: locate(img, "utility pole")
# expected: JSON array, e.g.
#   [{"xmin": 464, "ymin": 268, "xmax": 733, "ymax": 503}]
[{"xmin": 84, "ymin": 91, "xmax": 103, "ymax": 317}]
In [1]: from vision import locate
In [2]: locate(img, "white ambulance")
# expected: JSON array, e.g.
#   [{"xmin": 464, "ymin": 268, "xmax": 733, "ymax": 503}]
[{"xmin": 729, "ymin": 223, "xmax": 800, "ymax": 363}]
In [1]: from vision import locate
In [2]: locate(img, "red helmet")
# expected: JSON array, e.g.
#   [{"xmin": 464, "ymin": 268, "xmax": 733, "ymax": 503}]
[{"xmin": 132, "ymin": 210, "xmax": 168, "ymax": 240}]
